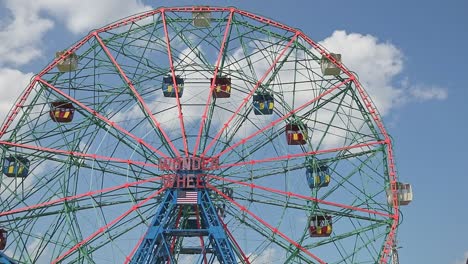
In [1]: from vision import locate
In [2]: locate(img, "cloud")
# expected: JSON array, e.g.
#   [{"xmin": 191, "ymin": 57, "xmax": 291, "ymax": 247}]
[
  {"xmin": 319, "ymin": 30, "xmax": 403, "ymax": 115},
  {"xmin": 248, "ymin": 247, "xmax": 279, "ymax": 263},
  {"xmin": 0, "ymin": 5, "xmax": 448, "ymax": 126},
  {"xmin": 319, "ymin": 30, "xmax": 447, "ymax": 115},
  {"xmin": 0, "ymin": 0, "xmax": 151, "ymax": 67},
  {"xmin": 5, "ymin": 236, "xmax": 50, "ymax": 262},
  {"xmin": 0, "ymin": 0, "xmax": 152, "ymax": 123},
  {"xmin": 196, "ymin": 247, "xmax": 279, "ymax": 264},
  {"xmin": 0, "ymin": 68, "xmax": 34, "ymax": 122},
  {"xmin": 408, "ymin": 85, "xmax": 448, "ymax": 101},
  {"xmin": 0, "ymin": 0, "xmax": 54, "ymax": 66},
  {"xmin": 454, "ymin": 250, "xmax": 468, "ymax": 264},
  {"xmin": 36, "ymin": 0, "xmax": 152, "ymax": 34}
]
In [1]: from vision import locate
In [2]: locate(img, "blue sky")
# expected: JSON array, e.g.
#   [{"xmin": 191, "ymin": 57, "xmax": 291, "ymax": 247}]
[{"xmin": 0, "ymin": 0, "xmax": 467, "ymax": 263}]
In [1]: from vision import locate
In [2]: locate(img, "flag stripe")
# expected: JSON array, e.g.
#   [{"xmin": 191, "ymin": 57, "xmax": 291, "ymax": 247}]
[{"xmin": 177, "ymin": 191, "xmax": 198, "ymax": 204}]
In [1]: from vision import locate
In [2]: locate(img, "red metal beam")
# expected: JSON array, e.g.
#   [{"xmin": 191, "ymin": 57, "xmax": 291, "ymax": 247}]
[
  {"xmin": 218, "ymin": 216, "xmax": 251, "ymax": 264},
  {"xmin": 0, "ymin": 80, "xmax": 38, "ymax": 138},
  {"xmin": 170, "ymin": 208, "xmax": 183, "ymax": 255},
  {"xmin": 125, "ymin": 206, "xmax": 183, "ymax": 264},
  {"xmin": 206, "ymin": 174, "xmax": 393, "ymax": 219},
  {"xmin": 0, "ymin": 140, "xmax": 160, "ymax": 170},
  {"xmin": 93, "ymin": 32, "xmax": 181, "ymax": 158},
  {"xmin": 217, "ymin": 140, "xmax": 386, "ymax": 169},
  {"xmin": 0, "ymin": 176, "xmax": 162, "ymax": 217},
  {"xmin": 193, "ymin": 8, "xmax": 235, "ymax": 157},
  {"xmin": 194, "ymin": 205, "xmax": 209, "ymax": 264},
  {"xmin": 161, "ymin": 9, "xmax": 189, "ymax": 157}
]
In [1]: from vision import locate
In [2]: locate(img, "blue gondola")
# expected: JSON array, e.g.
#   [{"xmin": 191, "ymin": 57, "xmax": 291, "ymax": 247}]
[
  {"xmin": 2, "ymin": 156, "xmax": 30, "ymax": 178},
  {"xmin": 162, "ymin": 75, "xmax": 184, "ymax": 98},
  {"xmin": 306, "ymin": 164, "xmax": 331, "ymax": 188},
  {"xmin": 253, "ymin": 93, "xmax": 274, "ymax": 115}
]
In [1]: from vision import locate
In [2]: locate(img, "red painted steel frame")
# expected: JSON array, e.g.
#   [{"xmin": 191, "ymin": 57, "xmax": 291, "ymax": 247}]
[
  {"xmin": 124, "ymin": 208, "xmax": 184, "ymax": 264},
  {"xmin": 0, "ymin": 6, "xmax": 400, "ymax": 263},
  {"xmin": 0, "ymin": 140, "xmax": 160, "ymax": 169},
  {"xmin": 218, "ymin": 217, "xmax": 251, "ymax": 264},
  {"xmin": 169, "ymin": 208, "xmax": 184, "ymax": 256},
  {"xmin": 194, "ymin": 205, "xmax": 209, "ymax": 264},
  {"xmin": 0, "ymin": 80, "xmax": 37, "ymax": 138},
  {"xmin": 0, "ymin": 176, "xmax": 163, "ymax": 217},
  {"xmin": 218, "ymin": 140, "xmax": 386, "ymax": 169},
  {"xmin": 207, "ymin": 175, "xmax": 393, "ymax": 219}
]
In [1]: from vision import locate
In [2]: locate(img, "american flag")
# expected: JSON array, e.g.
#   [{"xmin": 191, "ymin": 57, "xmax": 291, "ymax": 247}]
[{"xmin": 177, "ymin": 191, "xmax": 198, "ymax": 204}]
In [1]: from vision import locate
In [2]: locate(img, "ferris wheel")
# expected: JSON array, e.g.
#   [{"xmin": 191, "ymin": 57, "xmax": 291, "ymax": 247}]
[{"xmin": 0, "ymin": 6, "xmax": 413, "ymax": 264}]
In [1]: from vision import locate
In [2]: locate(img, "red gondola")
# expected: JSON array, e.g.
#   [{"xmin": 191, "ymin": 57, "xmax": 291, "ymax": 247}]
[
  {"xmin": 211, "ymin": 76, "xmax": 231, "ymax": 98},
  {"xmin": 309, "ymin": 215, "xmax": 332, "ymax": 237},
  {"xmin": 50, "ymin": 101, "xmax": 75, "ymax": 123},
  {"xmin": 0, "ymin": 229, "xmax": 7, "ymax": 250},
  {"xmin": 285, "ymin": 124, "xmax": 307, "ymax": 145}
]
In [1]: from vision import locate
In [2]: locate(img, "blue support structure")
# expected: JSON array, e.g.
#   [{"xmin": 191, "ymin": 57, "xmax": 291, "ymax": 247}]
[
  {"xmin": 0, "ymin": 252, "xmax": 15, "ymax": 264},
  {"xmin": 131, "ymin": 171, "xmax": 238, "ymax": 264},
  {"xmin": 131, "ymin": 191, "xmax": 177, "ymax": 263}
]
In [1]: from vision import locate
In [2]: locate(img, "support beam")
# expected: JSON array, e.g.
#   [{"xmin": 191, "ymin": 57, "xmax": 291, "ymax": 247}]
[{"xmin": 130, "ymin": 188, "xmax": 239, "ymax": 264}]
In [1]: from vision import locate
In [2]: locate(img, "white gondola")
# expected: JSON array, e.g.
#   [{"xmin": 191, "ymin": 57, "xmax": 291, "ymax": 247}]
[
  {"xmin": 56, "ymin": 51, "xmax": 78, "ymax": 72},
  {"xmin": 386, "ymin": 182, "xmax": 413, "ymax": 206},
  {"xmin": 320, "ymin": 53, "xmax": 342, "ymax": 76},
  {"xmin": 192, "ymin": 8, "xmax": 211, "ymax": 28}
]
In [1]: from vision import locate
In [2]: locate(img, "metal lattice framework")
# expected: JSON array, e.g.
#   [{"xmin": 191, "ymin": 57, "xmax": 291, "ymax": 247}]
[{"xmin": 0, "ymin": 6, "xmax": 400, "ymax": 264}]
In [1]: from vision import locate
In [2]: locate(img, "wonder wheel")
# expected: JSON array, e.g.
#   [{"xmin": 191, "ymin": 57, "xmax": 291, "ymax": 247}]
[{"xmin": 0, "ymin": 6, "xmax": 412, "ymax": 264}]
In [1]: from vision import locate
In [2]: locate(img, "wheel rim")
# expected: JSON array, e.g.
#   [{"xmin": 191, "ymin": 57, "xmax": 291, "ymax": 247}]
[{"xmin": 0, "ymin": 7, "xmax": 399, "ymax": 264}]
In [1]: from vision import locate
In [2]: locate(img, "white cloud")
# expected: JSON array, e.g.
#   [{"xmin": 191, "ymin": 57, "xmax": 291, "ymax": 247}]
[
  {"xmin": 0, "ymin": 0, "xmax": 152, "ymax": 124},
  {"xmin": 319, "ymin": 30, "xmax": 404, "ymax": 115},
  {"xmin": 0, "ymin": 68, "xmax": 34, "ymax": 122},
  {"xmin": 248, "ymin": 247, "xmax": 279, "ymax": 264},
  {"xmin": 319, "ymin": 30, "xmax": 447, "ymax": 115},
  {"xmin": 454, "ymin": 250, "xmax": 468, "ymax": 264},
  {"xmin": 408, "ymin": 85, "xmax": 448, "ymax": 101},
  {"xmin": 0, "ymin": 0, "xmax": 151, "ymax": 67},
  {"xmin": 0, "ymin": 0, "xmax": 54, "ymax": 66},
  {"xmin": 199, "ymin": 247, "xmax": 280, "ymax": 264},
  {"xmin": 36, "ymin": 0, "xmax": 152, "ymax": 34},
  {"xmin": 0, "ymin": 6, "xmax": 448, "ymax": 131}
]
